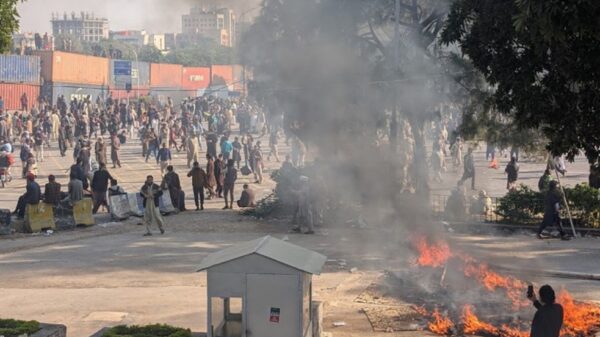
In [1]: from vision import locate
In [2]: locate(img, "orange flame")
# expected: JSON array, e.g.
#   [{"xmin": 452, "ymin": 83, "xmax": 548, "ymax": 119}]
[
  {"xmin": 559, "ymin": 289, "xmax": 600, "ymax": 336},
  {"xmin": 414, "ymin": 236, "xmax": 451, "ymax": 267},
  {"xmin": 462, "ymin": 261, "xmax": 528, "ymax": 309},
  {"xmin": 429, "ymin": 309, "xmax": 454, "ymax": 335},
  {"xmin": 462, "ymin": 305, "xmax": 499, "ymax": 335}
]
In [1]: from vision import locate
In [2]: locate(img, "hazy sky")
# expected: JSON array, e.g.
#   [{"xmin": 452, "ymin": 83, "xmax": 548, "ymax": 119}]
[{"xmin": 18, "ymin": 0, "xmax": 261, "ymax": 34}]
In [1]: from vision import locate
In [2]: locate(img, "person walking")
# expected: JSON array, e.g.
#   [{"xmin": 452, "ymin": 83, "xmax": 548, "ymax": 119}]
[
  {"xmin": 214, "ymin": 154, "xmax": 224, "ymax": 198},
  {"xmin": 504, "ymin": 156, "xmax": 520, "ymax": 191},
  {"xmin": 186, "ymin": 136, "xmax": 198, "ymax": 168},
  {"xmin": 110, "ymin": 133, "xmax": 121, "ymax": 168},
  {"xmin": 141, "ymin": 175, "xmax": 165, "ymax": 236},
  {"xmin": 162, "ymin": 165, "xmax": 184, "ymax": 211},
  {"xmin": 91, "ymin": 163, "xmax": 113, "ymax": 214},
  {"xmin": 232, "ymin": 136, "xmax": 242, "ymax": 168},
  {"xmin": 157, "ymin": 143, "xmax": 171, "ymax": 176},
  {"xmin": 95, "ymin": 137, "xmax": 107, "ymax": 166},
  {"xmin": 187, "ymin": 161, "xmax": 208, "ymax": 211},
  {"xmin": 538, "ymin": 169, "xmax": 554, "ymax": 192},
  {"xmin": 537, "ymin": 181, "xmax": 570, "ymax": 240},
  {"xmin": 457, "ymin": 148, "xmax": 475, "ymax": 190},
  {"xmin": 206, "ymin": 154, "xmax": 217, "ymax": 199},
  {"xmin": 223, "ymin": 159, "xmax": 237, "ymax": 209}
]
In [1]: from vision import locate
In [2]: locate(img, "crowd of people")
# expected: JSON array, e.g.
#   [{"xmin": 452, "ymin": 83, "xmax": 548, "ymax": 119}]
[{"xmin": 1, "ymin": 92, "xmax": 312, "ymax": 235}]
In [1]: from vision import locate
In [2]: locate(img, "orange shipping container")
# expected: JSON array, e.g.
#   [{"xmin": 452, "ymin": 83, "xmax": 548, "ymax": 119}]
[
  {"xmin": 182, "ymin": 67, "xmax": 211, "ymax": 90},
  {"xmin": 33, "ymin": 51, "xmax": 109, "ymax": 86},
  {"xmin": 0, "ymin": 83, "xmax": 40, "ymax": 111},
  {"xmin": 150, "ymin": 63, "xmax": 183, "ymax": 88},
  {"xmin": 211, "ymin": 65, "xmax": 234, "ymax": 89}
]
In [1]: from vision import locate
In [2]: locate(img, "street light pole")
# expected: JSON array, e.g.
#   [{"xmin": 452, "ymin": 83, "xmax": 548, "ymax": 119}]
[
  {"xmin": 390, "ymin": 0, "xmax": 400, "ymax": 152},
  {"xmin": 132, "ymin": 49, "xmax": 140, "ymax": 100}
]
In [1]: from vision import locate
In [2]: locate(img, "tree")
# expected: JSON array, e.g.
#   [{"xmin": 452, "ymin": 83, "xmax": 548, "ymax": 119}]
[
  {"xmin": 0, "ymin": 0, "xmax": 23, "ymax": 53},
  {"xmin": 443, "ymin": 0, "xmax": 600, "ymax": 165},
  {"xmin": 137, "ymin": 45, "xmax": 163, "ymax": 63}
]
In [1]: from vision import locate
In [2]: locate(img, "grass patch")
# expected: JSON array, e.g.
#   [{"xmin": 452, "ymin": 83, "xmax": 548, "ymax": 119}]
[
  {"xmin": 102, "ymin": 324, "xmax": 192, "ymax": 337},
  {"xmin": 0, "ymin": 319, "xmax": 40, "ymax": 337}
]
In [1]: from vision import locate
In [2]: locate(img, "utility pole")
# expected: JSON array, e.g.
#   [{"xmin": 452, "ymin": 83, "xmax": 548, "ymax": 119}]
[{"xmin": 390, "ymin": 0, "xmax": 400, "ymax": 152}]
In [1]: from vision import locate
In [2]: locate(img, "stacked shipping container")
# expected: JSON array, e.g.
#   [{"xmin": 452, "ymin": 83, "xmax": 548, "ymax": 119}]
[
  {"xmin": 33, "ymin": 51, "xmax": 110, "ymax": 104},
  {"xmin": 0, "ymin": 55, "xmax": 41, "ymax": 110},
  {"xmin": 0, "ymin": 50, "xmax": 248, "ymax": 109}
]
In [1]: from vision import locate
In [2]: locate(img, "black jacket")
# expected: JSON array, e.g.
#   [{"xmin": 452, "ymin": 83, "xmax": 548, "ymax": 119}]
[
  {"xmin": 141, "ymin": 183, "xmax": 162, "ymax": 207},
  {"xmin": 24, "ymin": 181, "xmax": 41, "ymax": 205},
  {"xmin": 530, "ymin": 301, "xmax": 563, "ymax": 337},
  {"xmin": 91, "ymin": 169, "xmax": 113, "ymax": 193}
]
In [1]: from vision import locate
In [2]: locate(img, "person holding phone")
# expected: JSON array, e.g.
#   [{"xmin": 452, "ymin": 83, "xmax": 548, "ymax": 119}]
[{"xmin": 528, "ymin": 284, "xmax": 563, "ymax": 337}]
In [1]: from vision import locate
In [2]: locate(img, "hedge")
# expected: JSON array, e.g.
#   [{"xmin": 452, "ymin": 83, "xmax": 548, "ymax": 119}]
[
  {"xmin": 496, "ymin": 184, "xmax": 600, "ymax": 227},
  {"xmin": 0, "ymin": 319, "xmax": 40, "ymax": 337},
  {"xmin": 102, "ymin": 324, "xmax": 192, "ymax": 337}
]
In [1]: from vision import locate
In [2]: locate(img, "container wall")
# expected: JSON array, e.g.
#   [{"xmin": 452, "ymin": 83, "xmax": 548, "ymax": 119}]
[
  {"xmin": 181, "ymin": 67, "xmax": 211, "ymax": 91},
  {"xmin": 149, "ymin": 88, "xmax": 194, "ymax": 105},
  {"xmin": 34, "ymin": 51, "xmax": 109, "ymax": 86},
  {"xmin": 150, "ymin": 63, "xmax": 183, "ymax": 88},
  {"xmin": 0, "ymin": 83, "xmax": 40, "ymax": 110},
  {"xmin": 44, "ymin": 82, "xmax": 108, "ymax": 105},
  {"xmin": 110, "ymin": 87, "xmax": 150, "ymax": 100},
  {"xmin": 211, "ymin": 65, "xmax": 234, "ymax": 90},
  {"xmin": 232, "ymin": 64, "xmax": 246, "ymax": 92},
  {"xmin": 0, "ymin": 55, "xmax": 41, "ymax": 84},
  {"xmin": 109, "ymin": 60, "xmax": 151, "ymax": 89}
]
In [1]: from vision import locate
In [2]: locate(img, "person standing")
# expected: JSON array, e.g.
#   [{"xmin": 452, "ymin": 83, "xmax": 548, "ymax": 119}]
[
  {"xmin": 528, "ymin": 285, "xmax": 563, "ymax": 337},
  {"xmin": 458, "ymin": 148, "xmax": 475, "ymax": 190},
  {"xmin": 232, "ymin": 136, "xmax": 242, "ymax": 168},
  {"xmin": 214, "ymin": 154, "xmax": 225, "ymax": 198},
  {"xmin": 95, "ymin": 137, "xmax": 107, "ymax": 166},
  {"xmin": 538, "ymin": 169, "xmax": 554, "ymax": 192},
  {"xmin": 268, "ymin": 131, "xmax": 280, "ymax": 162},
  {"xmin": 206, "ymin": 154, "xmax": 217, "ymax": 199},
  {"xmin": 162, "ymin": 165, "xmax": 184, "ymax": 211},
  {"xmin": 220, "ymin": 136, "xmax": 233, "ymax": 161},
  {"xmin": 223, "ymin": 159, "xmax": 237, "ymax": 209},
  {"xmin": 110, "ymin": 133, "xmax": 121, "ymax": 169},
  {"xmin": 252, "ymin": 144, "xmax": 264, "ymax": 184},
  {"xmin": 141, "ymin": 175, "xmax": 164, "ymax": 236},
  {"xmin": 186, "ymin": 136, "xmax": 198, "ymax": 168},
  {"xmin": 504, "ymin": 156, "xmax": 520, "ymax": 191},
  {"xmin": 91, "ymin": 163, "xmax": 113, "ymax": 214},
  {"xmin": 537, "ymin": 181, "xmax": 570, "ymax": 240},
  {"xmin": 156, "ymin": 143, "xmax": 171, "ymax": 176},
  {"xmin": 187, "ymin": 161, "xmax": 207, "ymax": 211}
]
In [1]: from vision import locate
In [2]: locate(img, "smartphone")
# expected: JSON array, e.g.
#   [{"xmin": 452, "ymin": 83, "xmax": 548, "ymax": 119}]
[{"xmin": 527, "ymin": 285, "xmax": 534, "ymax": 298}]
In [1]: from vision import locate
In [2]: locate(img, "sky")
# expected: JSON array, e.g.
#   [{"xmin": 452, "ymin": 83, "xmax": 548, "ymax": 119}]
[{"xmin": 17, "ymin": 0, "xmax": 261, "ymax": 34}]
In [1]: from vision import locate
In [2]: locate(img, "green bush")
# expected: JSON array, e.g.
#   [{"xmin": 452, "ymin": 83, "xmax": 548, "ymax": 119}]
[
  {"xmin": 0, "ymin": 319, "xmax": 40, "ymax": 337},
  {"xmin": 102, "ymin": 324, "xmax": 192, "ymax": 337},
  {"xmin": 496, "ymin": 184, "xmax": 600, "ymax": 227}
]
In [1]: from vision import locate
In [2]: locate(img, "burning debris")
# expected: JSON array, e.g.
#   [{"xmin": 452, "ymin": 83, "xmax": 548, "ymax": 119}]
[{"xmin": 410, "ymin": 236, "xmax": 600, "ymax": 337}]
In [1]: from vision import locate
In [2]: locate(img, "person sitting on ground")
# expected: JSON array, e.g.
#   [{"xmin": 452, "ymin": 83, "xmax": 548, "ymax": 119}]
[
  {"xmin": 528, "ymin": 284, "xmax": 563, "ymax": 337},
  {"xmin": 43, "ymin": 175, "xmax": 62, "ymax": 205},
  {"xmin": 108, "ymin": 179, "xmax": 126, "ymax": 197},
  {"xmin": 14, "ymin": 172, "xmax": 41, "ymax": 218},
  {"xmin": 237, "ymin": 184, "xmax": 256, "ymax": 208}
]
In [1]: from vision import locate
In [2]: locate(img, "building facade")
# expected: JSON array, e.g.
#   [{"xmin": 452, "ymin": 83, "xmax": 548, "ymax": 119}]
[
  {"xmin": 110, "ymin": 30, "xmax": 166, "ymax": 51},
  {"xmin": 182, "ymin": 6, "xmax": 236, "ymax": 47},
  {"xmin": 51, "ymin": 12, "xmax": 109, "ymax": 43}
]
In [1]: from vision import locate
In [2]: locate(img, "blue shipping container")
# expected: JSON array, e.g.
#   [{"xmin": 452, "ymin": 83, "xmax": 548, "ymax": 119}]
[
  {"xmin": 42, "ymin": 82, "xmax": 109, "ymax": 105},
  {"xmin": 109, "ymin": 60, "xmax": 150, "ymax": 89},
  {"xmin": 0, "ymin": 55, "xmax": 41, "ymax": 84}
]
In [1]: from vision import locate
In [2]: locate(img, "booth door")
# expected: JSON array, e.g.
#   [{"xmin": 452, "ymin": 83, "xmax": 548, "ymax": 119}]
[{"xmin": 246, "ymin": 274, "xmax": 300, "ymax": 337}]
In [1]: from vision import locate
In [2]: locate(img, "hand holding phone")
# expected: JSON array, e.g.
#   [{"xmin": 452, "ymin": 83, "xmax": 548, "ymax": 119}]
[{"xmin": 527, "ymin": 285, "xmax": 534, "ymax": 299}]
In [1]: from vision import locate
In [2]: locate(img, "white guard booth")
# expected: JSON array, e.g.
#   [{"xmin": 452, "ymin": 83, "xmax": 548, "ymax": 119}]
[{"xmin": 197, "ymin": 235, "xmax": 327, "ymax": 337}]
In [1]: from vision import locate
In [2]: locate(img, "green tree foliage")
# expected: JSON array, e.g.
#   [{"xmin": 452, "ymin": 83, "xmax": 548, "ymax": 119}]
[
  {"xmin": 443, "ymin": 0, "xmax": 600, "ymax": 165},
  {"xmin": 0, "ymin": 0, "xmax": 23, "ymax": 53},
  {"xmin": 137, "ymin": 45, "xmax": 163, "ymax": 63}
]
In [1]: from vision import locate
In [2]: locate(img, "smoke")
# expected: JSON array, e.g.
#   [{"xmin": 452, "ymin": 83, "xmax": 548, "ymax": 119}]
[{"xmin": 242, "ymin": 0, "xmax": 449, "ymax": 237}]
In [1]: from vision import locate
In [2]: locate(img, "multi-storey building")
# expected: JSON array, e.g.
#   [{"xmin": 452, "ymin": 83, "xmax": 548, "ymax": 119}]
[
  {"xmin": 51, "ymin": 12, "xmax": 109, "ymax": 43},
  {"xmin": 182, "ymin": 6, "xmax": 236, "ymax": 47}
]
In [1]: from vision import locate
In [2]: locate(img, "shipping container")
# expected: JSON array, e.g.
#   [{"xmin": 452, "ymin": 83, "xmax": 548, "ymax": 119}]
[
  {"xmin": 33, "ymin": 51, "xmax": 109, "ymax": 86},
  {"xmin": 232, "ymin": 64, "xmax": 247, "ymax": 93},
  {"xmin": 150, "ymin": 63, "xmax": 183, "ymax": 88},
  {"xmin": 109, "ymin": 60, "xmax": 151, "ymax": 89},
  {"xmin": 211, "ymin": 65, "xmax": 234, "ymax": 90},
  {"xmin": 0, "ymin": 83, "xmax": 40, "ymax": 111},
  {"xmin": 181, "ymin": 67, "xmax": 211, "ymax": 91},
  {"xmin": 42, "ymin": 82, "xmax": 109, "ymax": 105},
  {"xmin": 0, "ymin": 55, "xmax": 41, "ymax": 84}
]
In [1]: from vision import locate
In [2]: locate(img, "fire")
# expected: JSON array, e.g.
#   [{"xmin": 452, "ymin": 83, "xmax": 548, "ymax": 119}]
[
  {"xmin": 462, "ymin": 305, "xmax": 499, "ymax": 335},
  {"xmin": 429, "ymin": 309, "xmax": 454, "ymax": 335},
  {"xmin": 414, "ymin": 236, "xmax": 451, "ymax": 267},
  {"xmin": 559, "ymin": 290, "xmax": 600, "ymax": 336},
  {"xmin": 462, "ymin": 261, "xmax": 528, "ymax": 309}
]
